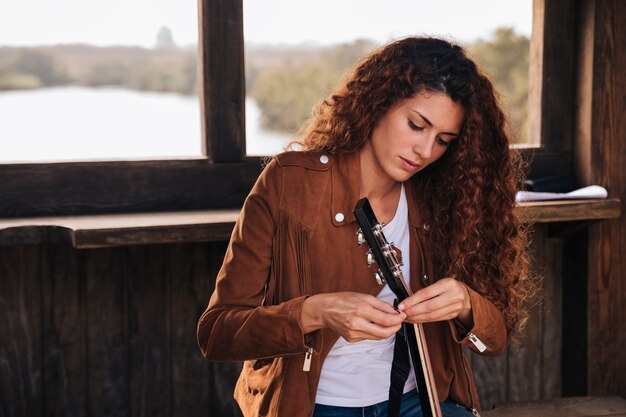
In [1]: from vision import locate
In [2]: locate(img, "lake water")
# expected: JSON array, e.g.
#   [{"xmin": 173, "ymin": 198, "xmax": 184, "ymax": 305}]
[{"xmin": 0, "ymin": 87, "xmax": 293, "ymax": 162}]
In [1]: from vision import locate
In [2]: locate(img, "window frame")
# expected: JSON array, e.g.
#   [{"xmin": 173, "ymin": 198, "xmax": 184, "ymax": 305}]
[
  {"xmin": 520, "ymin": 0, "xmax": 576, "ymax": 178},
  {"xmin": 0, "ymin": 0, "xmax": 261, "ymax": 218},
  {"xmin": 0, "ymin": 0, "xmax": 574, "ymax": 218}
]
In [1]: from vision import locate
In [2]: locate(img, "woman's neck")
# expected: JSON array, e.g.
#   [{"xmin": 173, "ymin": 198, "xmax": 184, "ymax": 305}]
[
  {"xmin": 359, "ymin": 145, "xmax": 403, "ymax": 224},
  {"xmin": 359, "ymin": 143, "xmax": 401, "ymax": 199}
]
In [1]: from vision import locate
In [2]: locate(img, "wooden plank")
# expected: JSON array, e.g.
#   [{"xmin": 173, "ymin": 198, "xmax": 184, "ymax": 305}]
[
  {"xmin": 573, "ymin": 0, "xmax": 595, "ymax": 185},
  {"xmin": 0, "ymin": 246, "xmax": 43, "ymax": 417},
  {"xmin": 483, "ymin": 396, "xmax": 626, "ymax": 417},
  {"xmin": 126, "ymin": 245, "xmax": 171, "ymax": 416},
  {"xmin": 0, "ymin": 158, "xmax": 262, "ymax": 218},
  {"xmin": 0, "ymin": 209, "xmax": 240, "ymax": 248},
  {"xmin": 561, "ymin": 228, "xmax": 588, "ymax": 396},
  {"xmin": 199, "ymin": 0, "xmax": 246, "ymax": 161},
  {"xmin": 473, "ymin": 224, "xmax": 563, "ymax": 408},
  {"xmin": 169, "ymin": 242, "xmax": 242, "ymax": 417},
  {"xmin": 539, "ymin": 0, "xmax": 576, "ymax": 154},
  {"xmin": 588, "ymin": 219, "xmax": 625, "ymax": 395},
  {"xmin": 41, "ymin": 245, "xmax": 85, "ymax": 417},
  {"xmin": 584, "ymin": 0, "xmax": 626, "ymax": 397},
  {"xmin": 170, "ymin": 243, "xmax": 210, "ymax": 417},
  {"xmin": 0, "ymin": 198, "xmax": 620, "ymax": 248},
  {"xmin": 515, "ymin": 198, "xmax": 621, "ymax": 223},
  {"xmin": 539, "ymin": 229, "xmax": 562, "ymax": 398},
  {"xmin": 469, "ymin": 349, "xmax": 507, "ymax": 410},
  {"xmin": 506, "ymin": 227, "xmax": 544, "ymax": 402},
  {"xmin": 82, "ymin": 247, "xmax": 129, "ymax": 417},
  {"xmin": 527, "ymin": 0, "xmax": 544, "ymax": 147},
  {"xmin": 73, "ymin": 223, "xmax": 238, "ymax": 248}
]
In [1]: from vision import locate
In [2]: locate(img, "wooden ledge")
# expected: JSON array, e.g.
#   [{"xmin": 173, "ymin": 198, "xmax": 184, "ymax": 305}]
[
  {"xmin": 515, "ymin": 198, "xmax": 621, "ymax": 223},
  {"xmin": 0, "ymin": 209, "xmax": 240, "ymax": 248},
  {"xmin": 482, "ymin": 396, "xmax": 626, "ymax": 417},
  {"xmin": 0, "ymin": 199, "xmax": 620, "ymax": 248}
]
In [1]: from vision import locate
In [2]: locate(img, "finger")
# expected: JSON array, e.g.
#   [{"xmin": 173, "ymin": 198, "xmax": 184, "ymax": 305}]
[
  {"xmin": 363, "ymin": 295, "xmax": 404, "ymax": 315},
  {"xmin": 350, "ymin": 300, "xmax": 406, "ymax": 327},
  {"xmin": 398, "ymin": 285, "xmax": 445, "ymax": 310},
  {"xmin": 406, "ymin": 302, "xmax": 464, "ymax": 323},
  {"xmin": 403, "ymin": 291, "xmax": 464, "ymax": 316},
  {"xmin": 347, "ymin": 319, "xmax": 403, "ymax": 341},
  {"xmin": 398, "ymin": 278, "xmax": 461, "ymax": 310},
  {"xmin": 328, "ymin": 294, "xmax": 405, "ymax": 329}
]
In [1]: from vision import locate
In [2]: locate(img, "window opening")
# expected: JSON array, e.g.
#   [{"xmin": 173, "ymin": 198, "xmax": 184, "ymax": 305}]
[{"xmin": 243, "ymin": 0, "xmax": 534, "ymax": 156}]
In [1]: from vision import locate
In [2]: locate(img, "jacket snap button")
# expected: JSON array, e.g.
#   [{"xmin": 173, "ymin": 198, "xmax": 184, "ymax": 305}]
[
  {"xmin": 320, "ymin": 155, "xmax": 329, "ymax": 164},
  {"xmin": 423, "ymin": 274, "xmax": 429, "ymax": 284},
  {"xmin": 334, "ymin": 212, "xmax": 345, "ymax": 222},
  {"xmin": 423, "ymin": 223, "xmax": 431, "ymax": 231}
]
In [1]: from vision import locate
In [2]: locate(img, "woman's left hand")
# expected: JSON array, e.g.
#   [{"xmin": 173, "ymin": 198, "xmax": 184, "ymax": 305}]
[{"xmin": 397, "ymin": 278, "xmax": 473, "ymax": 327}]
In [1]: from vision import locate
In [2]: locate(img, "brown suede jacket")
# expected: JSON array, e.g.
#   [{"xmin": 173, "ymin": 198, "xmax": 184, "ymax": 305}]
[{"xmin": 197, "ymin": 150, "xmax": 508, "ymax": 417}]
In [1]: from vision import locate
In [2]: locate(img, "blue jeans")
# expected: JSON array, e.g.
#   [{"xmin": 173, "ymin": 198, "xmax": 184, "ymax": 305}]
[{"xmin": 313, "ymin": 390, "xmax": 475, "ymax": 417}]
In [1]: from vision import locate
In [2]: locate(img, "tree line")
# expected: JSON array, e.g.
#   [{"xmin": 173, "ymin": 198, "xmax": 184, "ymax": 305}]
[
  {"xmin": 0, "ymin": 45, "xmax": 197, "ymax": 95},
  {"xmin": 0, "ymin": 27, "xmax": 529, "ymax": 143},
  {"xmin": 248, "ymin": 28, "xmax": 530, "ymax": 143}
]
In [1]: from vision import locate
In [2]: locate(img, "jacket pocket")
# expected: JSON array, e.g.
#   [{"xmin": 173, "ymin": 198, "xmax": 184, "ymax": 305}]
[
  {"xmin": 236, "ymin": 356, "xmax": 289, "ymax": 415},
  {"xmin": 242, "ymin": 356, "xmax": 286, "ymax": 395}
]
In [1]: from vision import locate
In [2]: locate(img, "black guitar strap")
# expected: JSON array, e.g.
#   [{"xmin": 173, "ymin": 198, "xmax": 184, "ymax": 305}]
[{"xmin": 388, "ymin": 300, "xmax": 412, "ymax": 417}]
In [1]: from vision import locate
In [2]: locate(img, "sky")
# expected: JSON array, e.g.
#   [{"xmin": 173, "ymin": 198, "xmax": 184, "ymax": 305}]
[{"xmin": 0, "ymin": 0, "xmax": 532, "ymax": 48}]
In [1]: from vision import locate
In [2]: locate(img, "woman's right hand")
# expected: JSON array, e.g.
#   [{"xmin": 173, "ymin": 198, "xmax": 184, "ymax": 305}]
[{"xmin": 300, "ymin": 292, "xmax": 405, "ymax": 342}]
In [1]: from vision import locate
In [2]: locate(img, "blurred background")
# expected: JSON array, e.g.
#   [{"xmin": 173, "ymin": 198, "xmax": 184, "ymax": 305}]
[{"xmin": 0, "ymin": 0, "xmax": 531, "ymax": 160}]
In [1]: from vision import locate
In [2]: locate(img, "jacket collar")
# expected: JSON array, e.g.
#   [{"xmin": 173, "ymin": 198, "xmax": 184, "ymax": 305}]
[
  {"xmin": 404, "ymin": 178, "xmax": 426, "ymax": 230},
  {"xmin": 330, "ymin": 150, "xmax": 427, "ymax": 229}
]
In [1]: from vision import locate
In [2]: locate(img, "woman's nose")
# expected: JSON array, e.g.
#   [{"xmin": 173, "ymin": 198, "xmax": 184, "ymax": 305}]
[{"xmin": 413, "ymin": 135, "xmax": 436, "ymax": 160}]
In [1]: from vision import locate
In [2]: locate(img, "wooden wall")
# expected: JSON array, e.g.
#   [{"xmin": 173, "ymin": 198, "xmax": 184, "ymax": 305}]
[
  {"xmin": 0, "ymin": 224, "xmax": 567, "ymax": 416},
  {"xmin": 574, "ymin": 0, "xmax": 626, "ymax": 397},
  {"xmin": 471, "ymin": 224, "xmax": 563, "ymax": 409},
  {"xmin": 0, "ymin": 243, "xmax": 242, "ymax": 417}
]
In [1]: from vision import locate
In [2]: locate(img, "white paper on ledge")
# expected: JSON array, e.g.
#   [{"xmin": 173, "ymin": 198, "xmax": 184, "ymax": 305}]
[{"xmin": 516, "ymin": 185, "xmax": 608, "ymax": 202}]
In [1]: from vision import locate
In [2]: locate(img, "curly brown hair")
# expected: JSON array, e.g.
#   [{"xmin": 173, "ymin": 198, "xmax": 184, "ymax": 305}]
[{"xmin": 296, "ymin": 37, "xmax": 532, "ymax": 342}]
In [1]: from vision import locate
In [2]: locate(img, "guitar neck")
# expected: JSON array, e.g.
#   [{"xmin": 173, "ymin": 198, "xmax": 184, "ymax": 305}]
[
  {"xmin": 406, "ymin": 322, "xmax": 442, "ymax": 417},
  {"xmin": 353, "ymin": 197, "xmax": 442, "ymax": 417}
]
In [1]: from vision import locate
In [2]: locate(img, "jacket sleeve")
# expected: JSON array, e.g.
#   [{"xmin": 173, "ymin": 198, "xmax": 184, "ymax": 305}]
[
  {"xmin": 448, "ymin": 282, "xmax": 509, "ymax": 356},
  {"xmin": 197, "ymin": 159, "xmax": 316, "ymax": 361}
]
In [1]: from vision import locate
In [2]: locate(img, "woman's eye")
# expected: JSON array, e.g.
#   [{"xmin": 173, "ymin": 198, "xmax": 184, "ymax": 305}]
[
  {"xmin": 436, "ymin": 137, "xmax": 450, "ymax": 147},
  {"xmin": 408, "ymin": 120, "xmax": 424, "ymax": 131}
]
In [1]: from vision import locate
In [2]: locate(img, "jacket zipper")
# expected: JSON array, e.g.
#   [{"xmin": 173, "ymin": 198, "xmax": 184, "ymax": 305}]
[
  {"xmin": 250, "ymin": 348, "xmax": 314, "ymax": 372},
  {"xmin": 302, "ymin": 347, "xmax": 313, "ymax": 371},
  {"xmin": 459, "ymin": 343, "xmax": 481, "ymax": 416},
  {"xmin": 467, "ymin": 332, "xmax": 488, "ymax": 353}
]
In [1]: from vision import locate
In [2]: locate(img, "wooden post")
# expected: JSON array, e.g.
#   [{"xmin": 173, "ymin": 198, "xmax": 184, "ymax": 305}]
[
  {"xmin": 573, "ymin": 0, "xmax": 626, "ymax": 397},
  {"xmin": 198, "ymin": 0, "xmax": 246, "ymax": 162}
]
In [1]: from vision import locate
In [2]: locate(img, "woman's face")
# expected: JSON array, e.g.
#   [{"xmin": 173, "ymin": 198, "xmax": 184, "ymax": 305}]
[{"xmin": 362, "ymin": 90, "xmax": 465, "ymax": 184}]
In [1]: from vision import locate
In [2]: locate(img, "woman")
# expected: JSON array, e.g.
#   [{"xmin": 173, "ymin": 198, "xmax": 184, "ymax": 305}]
[{"xmin": 197, "ymin": 37, "xmax": 531, "ymax": 417}]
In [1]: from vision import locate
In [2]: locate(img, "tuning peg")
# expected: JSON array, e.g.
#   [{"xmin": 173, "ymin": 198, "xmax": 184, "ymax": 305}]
[
  {"xmin": 356, "ymin": 229, "xmax": 365, "ymax": 246},
  {"xmin": 375, "ymin": 270, "xmax": 386, "ymax": 285},
  {"xmin": 366, "ymin": 249, "xmax": 375, "ymax": 266}
]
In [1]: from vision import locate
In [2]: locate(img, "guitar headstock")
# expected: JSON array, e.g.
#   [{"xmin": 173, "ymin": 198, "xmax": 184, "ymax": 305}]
[{"xmin": 353, "ymin": 198, "xmax": 410, "ymax": 300}]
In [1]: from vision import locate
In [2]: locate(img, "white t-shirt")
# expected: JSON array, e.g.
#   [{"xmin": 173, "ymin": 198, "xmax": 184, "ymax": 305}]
[{"xmin": 316, "ymin": 184, "xmax": 417, "ymax": 406}]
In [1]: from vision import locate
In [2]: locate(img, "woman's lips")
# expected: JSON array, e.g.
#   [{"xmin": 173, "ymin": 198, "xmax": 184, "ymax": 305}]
[{"xmin": 400, "ymin": 156, "xmax": 420, "ymax": 172}]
